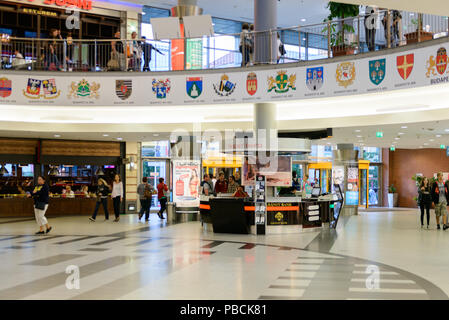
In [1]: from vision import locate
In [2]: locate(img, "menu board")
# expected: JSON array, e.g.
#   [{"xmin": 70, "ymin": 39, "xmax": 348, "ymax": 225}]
[{"xmin": 172, "ymin": 160, "xmax": 201, "ymax": 207}]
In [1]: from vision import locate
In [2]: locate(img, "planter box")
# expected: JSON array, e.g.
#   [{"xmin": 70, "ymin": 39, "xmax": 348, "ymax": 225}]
[
  {"xmin": 387, "ymin": 193, "xmax": 399, "ymax": 208},
  {"xmin": 332, "ymin": 46, "xmax": 355, "ymax": 57},
  {"xmin": 405, "ymin": 31, "xmax": 433, "ymax": 44}
]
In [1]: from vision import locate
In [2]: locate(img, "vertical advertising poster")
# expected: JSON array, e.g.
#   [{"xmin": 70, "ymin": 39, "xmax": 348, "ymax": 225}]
[
  {"xmin": 345, "ymin": 166, "xmax": 359, "ymax": 205},
  {"xmin": 173, "ymin": 160, "xmax": 201, "ymax": 207}
]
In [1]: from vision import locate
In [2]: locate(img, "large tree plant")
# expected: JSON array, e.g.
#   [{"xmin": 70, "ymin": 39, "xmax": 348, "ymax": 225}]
[{"xmin": 323, "ymin": 1, "xmax": 360, "ymax": 48}]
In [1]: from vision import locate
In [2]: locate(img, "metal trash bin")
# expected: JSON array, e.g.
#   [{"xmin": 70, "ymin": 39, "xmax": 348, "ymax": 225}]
[{"xmin": 167, "ymin": 202, "xmax": 175, "ymax": 223}]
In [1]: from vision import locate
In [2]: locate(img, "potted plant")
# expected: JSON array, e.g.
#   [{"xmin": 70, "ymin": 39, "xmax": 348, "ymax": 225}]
[
  {"xmin": 322, "ymin": 1, "xmax": 360, "ymax": 57},
  {"xmin": 405, "ymin": 14, "xmax": 433, "ymax": 44},
  {"xmin": 387, "ymin": 184, "xmax": 398, "ymax": 207}
]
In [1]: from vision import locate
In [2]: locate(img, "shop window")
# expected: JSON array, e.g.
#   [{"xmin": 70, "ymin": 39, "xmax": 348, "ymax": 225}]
[
  {"xmin": 362, "ymin": 147, "xmax": 381, "ymax": 163},
  {"xmin": 142, "ymin": 141, "xmax": 170, "ymax": 158}
]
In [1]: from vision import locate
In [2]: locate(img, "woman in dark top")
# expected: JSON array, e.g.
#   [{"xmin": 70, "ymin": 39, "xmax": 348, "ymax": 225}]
[
  {"xmin": 27, "ymin": 176, "xmax": 52, "ymax": 235},
  {"xmin": 419, "ymin": 177, "xmax": 432, "ymax": 229},
  {"xmin": 89, "ymin": 178, "xmax": 110, "ymax": 221}
]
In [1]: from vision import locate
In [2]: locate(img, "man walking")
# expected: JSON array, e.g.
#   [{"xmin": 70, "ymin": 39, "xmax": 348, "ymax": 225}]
[
  {"xmin": 157, "ymin": 178, "xmax": 169, "ymax": 219},
  {"xmin": 141, "ymin": 36, "xmax": 164, "ymax": 72},
  {"xmin": 431, "ymin": 172, "xmax": 449, "ymax": 230},
  {"xmin": 137, "ymin": 177, "xmax": 154, "ymax": 221}
]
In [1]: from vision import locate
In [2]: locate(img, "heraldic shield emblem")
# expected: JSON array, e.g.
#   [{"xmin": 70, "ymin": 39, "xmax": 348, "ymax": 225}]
[
  {"xmin": 396, "ymin": 54, "xmax": 414, "ymax": 80},
  {"xmin": 436, "ymin": 47, "xmax": 448, "ymax": 75},
  {"xmin": 246, "ymin": 72, "xmax": 257, "ymax": 96},
  {"xmin": 306, "ymin": 67, "xmax": 323, "ymax": 91},
  {"xmin": 0, "ymin": 77, "xmax": 12, "ymax": 98},
  {"xmin": 335, "ymin": 62, "xmax": 356, "ymax": 88},
  {"xmin": 186, "ymin": 77, "xmax": 202, "ymax": 99},
  {"xmin": 369, "ymin": 58, "xmax": 386, "ymax": 86},
  {"xmin": 116, "ymin": 80, "xmax": 132, "ymax": 100},
  {"xmin": 267, "ymin": 71, "xmax": 296, "ymax": 93}
]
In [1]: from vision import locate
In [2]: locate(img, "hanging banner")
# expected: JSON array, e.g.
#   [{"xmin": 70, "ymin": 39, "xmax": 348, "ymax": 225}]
[
  {"xmin": 1, "ymin": 40, "xmax": 448, "ymax": 107},
  {"xmin": 173, "ymin": 160, "xmax": 201, "ymax": 207}
]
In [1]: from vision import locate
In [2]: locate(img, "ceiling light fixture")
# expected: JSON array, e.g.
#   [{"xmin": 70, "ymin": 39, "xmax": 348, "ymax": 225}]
[
  {"xmin": 0, "ymin": 166, "xmax": 9, "ymax": 176},
  {"xmin": 54, "ymin": 134, "xmax": 61, "ymax": 138},
  {"xmin": 48, "ymin": 166, "xmax": 60, "ymax": 176},
  {"xmin": 103, "ymin": 134, "xmax": 109, "ymax": 137},
  {"xmin": 401, "ymin": 126, "xmax": 408, "ymax": 129},
  {"xmin": 95, "ymin": 167, "xmax": 105, "ymax": 176},
  {"xmin": 117, "ymin": 138, "xmax": 123, "ymax": 141}
]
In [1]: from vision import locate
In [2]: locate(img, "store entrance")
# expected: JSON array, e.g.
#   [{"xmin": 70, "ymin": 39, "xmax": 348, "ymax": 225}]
[{"xmin": 142, "ymin": 160, "xmax": 170, "ymax": 211}]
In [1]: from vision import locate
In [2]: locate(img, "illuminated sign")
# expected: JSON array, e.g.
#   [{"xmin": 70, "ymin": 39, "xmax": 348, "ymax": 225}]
[
  {"xmin": 22, "ymin": 0, "xmax": 93, "ymax": 11},
  {"xmin": 22, "ymin": 8, "xmax": 58, "ymax": 16}
]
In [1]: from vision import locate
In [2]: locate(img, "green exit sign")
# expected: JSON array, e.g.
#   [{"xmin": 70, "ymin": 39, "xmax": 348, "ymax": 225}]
[
  {"xmin": 390, "ymin": 147, "xmax": 395, "ymax": 151},
  {"xmin": 376, "ymin": 131, "xmax": 383, "ymax": 138},
  {"xmin": 441, "ymin": 145, "xmax": 446, "ymax": 149}
]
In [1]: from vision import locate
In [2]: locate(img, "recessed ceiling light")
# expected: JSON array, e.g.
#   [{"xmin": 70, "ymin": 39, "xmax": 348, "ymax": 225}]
[
  {"xmin": 355, "ymin": 129, "xmax": 361, "ymax": 132},
  {"xmin": 54, "ymin": 134, "xmax": 61, "ymax": 138},
  {"xmin": 395, "ymin": 137, "xmax": 400, "ymax": 140},
  {"xmin": 445, "ymin": 129, "xmax": 449, "ymax": 132},
  {"xmin": 424, "ymin": 143, "xmax": 429, "ymax": 145},
  {"xmin": 153, "ymin": 133, "xmax": 160, "ymax": 137},
  {"xmin": 301, "ymin": 18, "xmax": 306, "ymax": 22},
  {"xmin": 436, "ymin": 135, "xmax": 442, "ymax": 138},
  {"xmin": 430, "ymin": 139, "xmax": 435, "ymax": 141},
  {"xmin": 103, "ymin": 134, "xmax": 109, "ymax": 137},
  {"xmin": 398, "ymin": 132, "xmax": 405, "ymax": 135},
  {"xmin": 356, "ymin": 135, "xmax": 362, "ymax": 138},
  {"xmin": 401, "ymin": 126, "xmax": 408, "ymax": 129},
  {"xmin": 117, "ymin": 138, "xmax": 123, "ymax": 141}
]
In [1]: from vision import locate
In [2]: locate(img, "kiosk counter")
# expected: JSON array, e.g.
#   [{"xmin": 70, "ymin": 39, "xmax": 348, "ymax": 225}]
[{"xmin": 199, "ymin": 193, "xmax": 342, "ymax": 234}]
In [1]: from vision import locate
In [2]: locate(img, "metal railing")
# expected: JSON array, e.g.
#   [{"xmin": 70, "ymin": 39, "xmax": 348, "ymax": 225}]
[{"xmin": 0, "ymin": 10, "xmax": 448, "ymax": 72}]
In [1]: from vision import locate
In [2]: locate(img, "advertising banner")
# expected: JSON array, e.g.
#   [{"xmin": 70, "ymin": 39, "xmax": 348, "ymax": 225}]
[
  {"xmin": 1, "ymin": 41, "xmax": 448, "ymax": 107},
  {"xmin": 173, "ymin": 160, "xmax": 201, "ymax": 207},
  {"xmin": 346, "ymin": 166, "xmax": 359, "ymax": 205},
  {"xmin": 242, "ymin": 156, "xmax": 292, "ymax": 187}
]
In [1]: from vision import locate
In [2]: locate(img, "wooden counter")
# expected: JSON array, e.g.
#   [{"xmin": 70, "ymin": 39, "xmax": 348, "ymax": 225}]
[{"xmin": 0, "ymin": 198, "xmax": 114, "ymax": 218}]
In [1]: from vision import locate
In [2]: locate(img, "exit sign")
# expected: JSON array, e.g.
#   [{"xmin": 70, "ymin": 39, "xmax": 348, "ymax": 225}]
[
  {"xmin": 441, "ymin": 145, "xmax": 446, "ymax": 149},
  {"xmin": 376, "ymin": 131, "xmax": 383, "ymax": 138},
  {"xmin": 390, "ymin": 147, "xmax": 395, "ymax": 151}
]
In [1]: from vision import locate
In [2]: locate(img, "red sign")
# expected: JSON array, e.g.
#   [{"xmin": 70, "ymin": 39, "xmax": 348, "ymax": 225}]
[
  {"xmin": 396, "ymin": 54, "xmax": 414, "ymax": 80},
  {"xmin": 246, "ymin": 72, "xmax": 257, "ymax": 96},
  {"xmin": 24, "ymin": 0, "xmax": 93, "ymax": 11}
]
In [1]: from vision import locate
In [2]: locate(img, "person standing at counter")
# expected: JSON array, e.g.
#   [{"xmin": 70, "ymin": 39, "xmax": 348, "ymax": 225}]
[
  {"xmin": 227, "ymin": 175, "xmax": 239, "ymax": 194},
  {"xmin": 235, "ymin": 171, "xmax": 242, "ymax": 186},
  {"xmin": 418, "ymin": 177, "xmax": 431, "ymax": 229},
  {"xmin": 431, "ymin": 172, "xmax": 449, "ymax": 230},
  {"xmin": 201, "ymin": 174, "xmax": 213, "ymax": 196},
  {"xmin": 112, "ymin": 174, "xmax": 123, "ymax": 222},
  {"xmin": 214, "ymin": 172, "xmax": 228, "ymax": 194},
  {"xmin": 64, "ymin": 185, "xmax": 75, "ymax": 198},
  {"xmin": 28, "ymin": 176, "xmax": 52, "ymax": 235},
  {"xmin": 89, "ymin": 178, "xmax": 110, "ymax": 222},
  {"xmin": 157, "ymin": 178, "xmax": 169, "ymax": 219}
]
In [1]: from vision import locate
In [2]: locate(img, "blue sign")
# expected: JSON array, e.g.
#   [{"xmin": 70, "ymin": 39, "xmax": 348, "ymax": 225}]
[
  {"xmin": 446, "ymin": 146, "xmax": 449, "ymax": 157},
  {"xmin": 345, "ymin": 191, "xmax": 359, "ymax": 206},
  {"xmin": 369, "ymin": 58, "xmax": 386, "ymax": 86}
]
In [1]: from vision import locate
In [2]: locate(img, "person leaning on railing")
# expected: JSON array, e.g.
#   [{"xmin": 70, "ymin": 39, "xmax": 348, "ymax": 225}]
[
  {"xmin": 109, "ymin": 31, "xmax": 126, "ymax": 71},
  {"xmin": 141, "ymin": 36, "xmax": 164, "ymax": 72},
  {"xmin": 240, "ymin": 23, "xmax": 252, "ymax": 67}
]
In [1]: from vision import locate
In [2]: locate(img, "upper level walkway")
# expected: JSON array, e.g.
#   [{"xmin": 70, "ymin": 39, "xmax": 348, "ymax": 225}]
[{"xmin": 1, "ymin": 9, "xmax": 448, "ymax": 73}]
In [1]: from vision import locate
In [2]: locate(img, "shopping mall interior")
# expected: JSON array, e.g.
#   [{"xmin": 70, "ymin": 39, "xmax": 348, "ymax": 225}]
[{"xmin": 0, "ymin": 0, "xmax": 449, "ymax": 304}]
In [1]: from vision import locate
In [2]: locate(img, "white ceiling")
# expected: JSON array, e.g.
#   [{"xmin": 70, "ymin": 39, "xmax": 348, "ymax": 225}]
[{"xmin": 127, "ymin": 0, "xmax": 330, "ymax": 27}]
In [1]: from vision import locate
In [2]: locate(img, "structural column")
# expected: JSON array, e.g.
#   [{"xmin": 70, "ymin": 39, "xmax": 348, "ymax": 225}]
[
  {"xmin": 254, "ymin": 103, "xmax": 277, "ymax": 151},
  {"xmin": 254, "ymin": 0, "xmax": 278, "ymax": 64}
]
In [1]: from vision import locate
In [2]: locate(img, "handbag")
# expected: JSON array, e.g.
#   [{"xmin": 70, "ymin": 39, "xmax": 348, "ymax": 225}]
[
  {"xmin": 107, "ymin": 52, "xmax": 120, "ymax": 70},
  {"xmin": 35, "ymin": 201, "xmax": 46, "ymax": 210}
]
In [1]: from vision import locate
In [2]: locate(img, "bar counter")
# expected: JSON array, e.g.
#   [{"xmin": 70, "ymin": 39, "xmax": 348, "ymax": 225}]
[{"xmin": 0, "ymin": 197, "xmax": 113, "ymax": 218}]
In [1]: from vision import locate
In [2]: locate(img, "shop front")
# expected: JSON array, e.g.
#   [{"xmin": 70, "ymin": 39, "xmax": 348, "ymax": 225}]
[{"xmin": 0, "ymin": 138, "xmax": 125, "ymax": 218}]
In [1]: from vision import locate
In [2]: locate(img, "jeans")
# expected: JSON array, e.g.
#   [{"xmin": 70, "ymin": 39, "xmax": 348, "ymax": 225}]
[
  {"xmin": 420, "ymin": 202, "xmax": 430, "ymax": 225},
  {"xmin": 139, "ymin": 198, "xmax": 151, "ymax": 220},
  {"xmin": 365, "ymin": 26, "xmax": 376, "ymax": 52},
  {"xmin": 113, "ymin": 196, "xmax": 121, "ymax": 219},
  {"xmin": 92, "ymin": 198, "xmax": 109, "ymax": 219},
  {"xmin": 159, "ymin": 197, "xmax": 167, "ymax": 215}
]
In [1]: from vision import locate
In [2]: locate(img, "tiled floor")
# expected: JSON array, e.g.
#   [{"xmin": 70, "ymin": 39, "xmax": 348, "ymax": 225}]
[{"xmin": 0, "ymin": 210, "xmax": 447, "ymax": 300}]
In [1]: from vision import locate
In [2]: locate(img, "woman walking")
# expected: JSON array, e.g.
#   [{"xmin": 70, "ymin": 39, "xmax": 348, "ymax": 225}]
[
  {"xmin": 431, "ymin": 172, "xmax": 449, "ymax": 230},
  {"xmin": 89, "ymin": 178, "xmax": 110, "ymax": 222},
  {"xmin": 28, "ymin": 176, "xmax": 52, "ymax": 235},
  {"xmin": 157, "ymin": 178, "xmax": 169, "ymax": 219},
  {"xmin": 418, "ymin": 177, "xmax": 432, "ymax": 229},
  {"xmin": 111, "ymin": 174, "xmax": 123, "ymax": 222}
]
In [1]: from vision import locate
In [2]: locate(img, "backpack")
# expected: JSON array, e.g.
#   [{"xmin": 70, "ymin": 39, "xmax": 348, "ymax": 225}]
[{"xmin": 144, "ymin": 185, "xmax": 153, "ymax": 199}]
